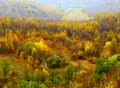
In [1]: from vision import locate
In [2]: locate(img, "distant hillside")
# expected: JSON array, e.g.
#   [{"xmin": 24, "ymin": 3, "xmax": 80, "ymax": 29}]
[
  {"xmin": 0, "ymin": 0, "xmax": 62, "ymax": 20},
  {"xmin": 36, "ymin": 0, "xmax": 120, "ymax": 15},
  {"xmin": 0, "ymin": 0, "xmax": 120, "ymax": 21}
]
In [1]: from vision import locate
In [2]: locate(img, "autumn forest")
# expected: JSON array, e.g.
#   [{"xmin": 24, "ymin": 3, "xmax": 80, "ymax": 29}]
[
  {"xmin": 0, "ymin": 0, "xmax": 120, "ymax": 88},
  {"xmin": 0, "ymin": 12, "xmax": 119, "ymax": 88}
]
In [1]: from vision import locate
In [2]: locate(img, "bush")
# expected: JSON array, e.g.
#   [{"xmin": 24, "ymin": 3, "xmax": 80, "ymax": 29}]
[
  {"xmin": 52, "ymin": 74, "xmax": 65, "ymax": 84},
  {"xmin": 28, "ymin": 72, "xmax": 40, "ymax": 81},
  {"xmin": 22, "ymin": 42, "xmax": 33, "ymax": 58},
  {"xmin": 17, "ymin": 80, "xmax": 28, "ymax": 88},
  {"xmin": 64, "ymin": 66, "xmax": 75, "ymax": 80},
  {"xmin": 117, "ymin": 55, "xmax": 120, "ymax": 61},
  {"xmin": 17, "ymin": 80, "xmax": 38, "ymax": 88},
  {"xmin": 39, "ymin": 83, "xmax": 48, "ymax": 88},
  {"xmin": 47, "ymin": 56, "xmax": 64, "ymax": 68},
  {"xmin": 16, "ymin": 42, "xmax": 33, "ymax": 58},
  {"xmin": 93, "ymin": 56, "xmax": 119, "ymax": 81},
  {"xmin": 116, "ymin": 62, "xmax": 120, "ymax": 68},
  {"xmin": 0, "ymin": 62, "xmax": 10, "ymax": 76},
  {"xmin": 94, "ymin": 57, "xmax": 111, "ymax": 81},
  {"xmin": 16, "ymin": 41, "xmax": 49, "ymax": 62}
]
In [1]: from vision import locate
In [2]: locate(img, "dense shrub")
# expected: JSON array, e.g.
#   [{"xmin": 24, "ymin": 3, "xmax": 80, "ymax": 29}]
[
  {"xmin": 64, "ymin": 66, "xmax": 75, "ymax": 80},
  {"xmin": 0, "ymin": 62, "xmax": 10, "ymax": 76},
  {"xmin": 16, "ymin": 42, "xmax": 33, "ymax": 58},
  {"xmin": 47, "ymin": 56, "xmax": 65, "ymax": 68},
  {"xmin": 94, "ymin": 55, "xmax": 120, "ymax": 81},
  {"xmin": 38, "ymin": 83, "xmax": 48, "ymax": 88},
  {"xmin": 94, "ymin": 57, "xmax": 111, "ymax": 81},
  {"xmin": 52, "ymin": 74, "xmax": 65, "ymax": 84},
  {"xmin": 117, "ymin": 55, "xmax": 120, "ymax": 61}
]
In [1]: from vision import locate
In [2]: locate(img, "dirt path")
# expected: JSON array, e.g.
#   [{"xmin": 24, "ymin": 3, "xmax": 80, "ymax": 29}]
[
  {"xmin": 79, "ymin": 60, "xmax": 96, "ymax": 70},
  {"xmin": 70, "ymin": 60, "xmax": 96, "ymax": 71}
]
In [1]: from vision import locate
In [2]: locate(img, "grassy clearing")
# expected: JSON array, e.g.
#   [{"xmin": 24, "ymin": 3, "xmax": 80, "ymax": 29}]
[{"xmin": 0, "ymin": 54, "xmax": 26, "ymax": 71}]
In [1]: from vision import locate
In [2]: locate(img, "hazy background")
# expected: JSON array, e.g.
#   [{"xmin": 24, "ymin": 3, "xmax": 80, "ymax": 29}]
[{"xmin": 0, "ymin": 0, "xmax": 120, "ymax": 21}]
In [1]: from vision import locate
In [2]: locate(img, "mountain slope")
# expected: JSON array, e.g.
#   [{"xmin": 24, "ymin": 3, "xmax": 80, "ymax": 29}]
[
  {"xmin": 0, "ymin": 0, "xmax": 120, "ymax": 21},
  {"xmin": 36, "ymin": 0, "xmax": 120, "ymax": 15},
  {"xmin": 0, "ymin": 0, "xmax": 62, "ymax": 20}
]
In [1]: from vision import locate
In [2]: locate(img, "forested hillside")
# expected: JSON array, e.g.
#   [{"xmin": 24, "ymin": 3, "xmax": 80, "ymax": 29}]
[
  {"xmin": 0, "ymin": 0, "xmax": 62, "ymax": 20},
  {"xmin": 0, "ymin": 13, "xmax": 119, "ymax": 88}
]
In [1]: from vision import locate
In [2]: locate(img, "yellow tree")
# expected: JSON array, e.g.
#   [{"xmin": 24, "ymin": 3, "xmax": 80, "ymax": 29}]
[
  {"xmin": 2, "ymin": 16, "xmax": 10, "ymax": 28},
  {"xmin": 101, "ymin": 41, "xmax": 112, "ymax": 57}
]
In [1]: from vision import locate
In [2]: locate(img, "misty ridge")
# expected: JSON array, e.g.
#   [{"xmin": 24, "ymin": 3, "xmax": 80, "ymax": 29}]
[{"xmin": 0, "ymin": 0, "xmax": 120, "ymax": 21}]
